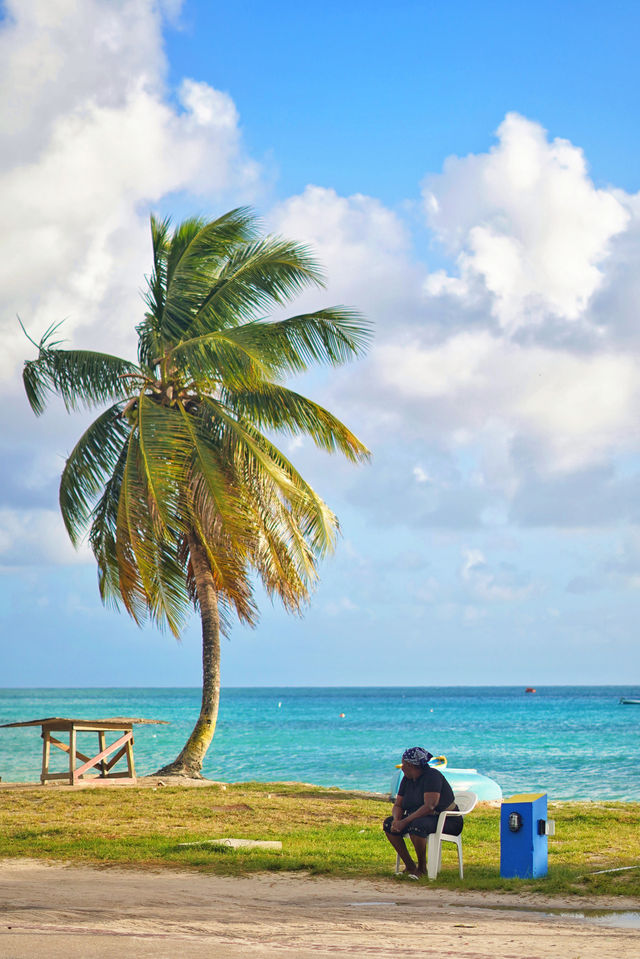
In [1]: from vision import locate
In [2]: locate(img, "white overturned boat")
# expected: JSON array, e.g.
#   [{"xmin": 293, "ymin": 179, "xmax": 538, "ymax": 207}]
[{"xmin": 391, "ymin": 755, "xmax": 502, "ymax": 802}]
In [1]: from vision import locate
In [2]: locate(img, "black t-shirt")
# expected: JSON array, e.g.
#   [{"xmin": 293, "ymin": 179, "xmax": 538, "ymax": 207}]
[{"xmin": 398, "ymin": 767, "xmax": 455, "ymax": 815}]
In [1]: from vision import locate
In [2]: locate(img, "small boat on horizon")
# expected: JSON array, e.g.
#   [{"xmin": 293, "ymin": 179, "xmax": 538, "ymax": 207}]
[
  {"xmin": 619, "ymin": 697, "xmax": 640, "ymax": 705},
  {"xmin": 525, "ymin": 687, "xmax": 536, "ymax": 693}
]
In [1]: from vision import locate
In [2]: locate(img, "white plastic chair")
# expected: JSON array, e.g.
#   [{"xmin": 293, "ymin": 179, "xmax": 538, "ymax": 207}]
[{"xmin": 394, "ymin": 789, "xmax": 478, "ymax": 880}]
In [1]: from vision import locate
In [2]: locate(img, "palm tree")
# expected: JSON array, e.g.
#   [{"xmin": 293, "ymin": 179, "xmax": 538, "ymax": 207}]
[{"xmin": 22, "ymin": 208, "xmax": 370, "ymax": 777}]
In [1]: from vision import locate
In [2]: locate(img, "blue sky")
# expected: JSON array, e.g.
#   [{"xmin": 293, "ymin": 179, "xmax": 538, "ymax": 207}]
[
  {"xmin": 166, "ymin": 0, "xmax": 640, "ymax": 201},
  {"xmin": 1, "ymin": 0, "xmax": 640, "ymax": 687}
]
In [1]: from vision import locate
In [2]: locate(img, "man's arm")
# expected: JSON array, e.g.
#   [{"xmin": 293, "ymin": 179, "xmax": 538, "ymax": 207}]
[{"xmin": 390, "ymin": 791, "xmax": 440, "ymax": 832}]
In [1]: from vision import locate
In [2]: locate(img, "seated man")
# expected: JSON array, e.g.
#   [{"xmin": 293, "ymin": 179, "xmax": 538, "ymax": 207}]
[{"xmin": 383, "ymin": 746, "xmax": 462, "ymax": 878}]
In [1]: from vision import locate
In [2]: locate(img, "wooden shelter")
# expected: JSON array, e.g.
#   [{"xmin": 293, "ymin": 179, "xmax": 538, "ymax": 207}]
[{"xmin": 0, "ymin": 716, "xmax": 167, "ymax": 786}]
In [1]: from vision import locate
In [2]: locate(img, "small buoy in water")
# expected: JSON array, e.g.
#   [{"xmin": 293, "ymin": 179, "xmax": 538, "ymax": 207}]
[
  {"xmin": 430, "ymin": 709, "xmax": 434, "ymax": 713},
  {"xmin": 278, "ymin": 702, "xmax": 282, "ymax": 707},
  {"xmin": 339, "ymin": 713, "xmax": 345, "ymax": 718}
]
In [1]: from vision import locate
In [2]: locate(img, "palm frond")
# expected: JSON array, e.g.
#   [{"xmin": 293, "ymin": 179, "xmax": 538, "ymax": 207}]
[
  {"xmin": 114, "ymin": 432, "xmax": 190, "ymax": 636},
  {"xmin": 113, "ymin": 435, "xmax": 151, "ymax": 626},
  {"xmin": 159, "ymin": 209, "xmax": 257, "ymax": 343},
  {"xmin": 187, "ymin": 507, "xmax": 258, "ymax": 626},
  {"xmin": 166, "ymin": 237, "xmax": 323, "ymax": 341},
  {"xmin": 147, "ymin": 214, "xmax": 172, "ymax": 320},
  {"xmin": 224, "ymin": 382, "xmax": 370, "ymax": 462},
  {"xmin": 23, "ymin": 344, "xmax": 141, "ymax": 416},
  {"xmin": 137, "ymin": 214, "xmax": 172, "ymax": 368},
  {"xmin": 249, "ymin": 491, "xmax": 316, "ymax": 609},
  {"xmin": 170, "ymin": 208, "xmax": 256, "ymax": 283},
  {"xmin": 176, "ymin": 400, "xmax": 239, "ymax": 538},
  {"xmin": 137, "ymin": 393, "xmax": 192, "ymax": 533},
  {"xmin": 203, "ymin": 397, "xmax": 339, "ymax": 556},
  {"xmin": 239, "ymin": 419, "xmax": 340, "ymax": 558},
  {"xmin": 147, "ymin": 538, "xmax": 191, "ymax": 637},
  {"xmin": 90, "ymin": 442, "xmax": 129, "ymax": 611},
  {"xmin": 60, "ymin": 402, "xmax": 131, "ymax": 545},
  {"xmin": 168, "ymin": 329, "xmax": 275, "ymax": 389},
  {"xmin": 223, "ymin": 308, "xmax": 372, "ymax": 375}
]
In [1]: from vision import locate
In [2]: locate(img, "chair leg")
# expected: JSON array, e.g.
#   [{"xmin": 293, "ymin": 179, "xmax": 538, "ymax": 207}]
[
  {"xmin": 458, "ymin": 839, "xmax": 464, "ymax": 879},
  {"xmin": 427, "ymin": 834, "xmax": 439, "ymax": 880}
]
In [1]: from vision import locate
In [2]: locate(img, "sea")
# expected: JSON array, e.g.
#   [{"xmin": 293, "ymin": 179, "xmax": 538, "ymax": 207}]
[{"xmin": 0, "ymin": 686, "xmax": 639, "ymax": 801}]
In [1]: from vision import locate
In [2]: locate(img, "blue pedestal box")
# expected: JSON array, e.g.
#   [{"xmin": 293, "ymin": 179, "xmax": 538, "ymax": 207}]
[{"xmin": 500, "ymin": 792, "xmax": 548, "ymax": 878}]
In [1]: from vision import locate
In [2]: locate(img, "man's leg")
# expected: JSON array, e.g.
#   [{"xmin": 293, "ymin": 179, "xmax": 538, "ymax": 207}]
[
  {"xmin": 408, "ymin": 833, "xmax": 427, "ymax": 875},
  {"xmin": 384, "ymin": 830, "xmax": 420, "ymax": 876}
]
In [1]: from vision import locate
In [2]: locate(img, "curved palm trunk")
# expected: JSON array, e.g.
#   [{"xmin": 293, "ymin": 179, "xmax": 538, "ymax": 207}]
[{"xmin": 154, "ymin": 531, "xmax": 221, "ymax": 777}]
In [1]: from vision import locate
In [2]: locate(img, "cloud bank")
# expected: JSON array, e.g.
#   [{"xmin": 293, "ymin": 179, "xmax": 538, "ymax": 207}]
[
  {"xmin": 0, "ymin": 0, "xmax": 257, "ymax": 386},
  {"xmin": 2, "ymin": 2, "xmax": 639, "ymax": 603},
  {"xmin": 0, "ymin": 0, "xmax": 258, "ymax": 564},
  {"xmin": 272, "ymin": 114, "xmax": 640, "ymax": 536}
]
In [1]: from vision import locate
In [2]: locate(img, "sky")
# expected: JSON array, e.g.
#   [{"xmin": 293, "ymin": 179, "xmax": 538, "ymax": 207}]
[{"xmin": 1, "ymin": 0, "xmax": 640, "ymax": 687}]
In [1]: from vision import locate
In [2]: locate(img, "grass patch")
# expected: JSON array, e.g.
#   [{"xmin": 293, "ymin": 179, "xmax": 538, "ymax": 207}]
[{"xmin": 0, "ymin": 782, "xmax": 638, "ymax": 896}]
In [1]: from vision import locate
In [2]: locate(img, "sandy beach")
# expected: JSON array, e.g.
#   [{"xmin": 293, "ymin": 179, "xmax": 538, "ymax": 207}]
[{"xmin": 0, "ymin": 860, "xmax": 638, "ymax": 959}]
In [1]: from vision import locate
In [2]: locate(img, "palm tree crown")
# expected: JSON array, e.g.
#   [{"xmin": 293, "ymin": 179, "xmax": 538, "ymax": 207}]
[{"xmin": 23, "ymin": 208, "xmax": 370, "ymax": 775}]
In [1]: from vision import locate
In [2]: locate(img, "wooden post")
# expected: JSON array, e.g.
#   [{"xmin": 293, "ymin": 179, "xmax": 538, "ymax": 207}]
[
  {"xmin": 98, "ymin": 730, "xmax": 107, "ymax": 777},
  {"xmin": 69, "ymin": 726, "xmax": 77, "ymax": 785},
  {"xmin": 126, "ymin": 733, "xmax": 136, "ymax": 780},
  {"xmin": 40, "ymin": 730, "xmax": 50, "ymax": 785}
]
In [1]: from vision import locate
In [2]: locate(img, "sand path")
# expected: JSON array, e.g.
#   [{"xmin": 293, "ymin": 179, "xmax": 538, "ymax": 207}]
[{"xmin": 0, "ymin": 860, "xmax": 638, "ymax": 958}]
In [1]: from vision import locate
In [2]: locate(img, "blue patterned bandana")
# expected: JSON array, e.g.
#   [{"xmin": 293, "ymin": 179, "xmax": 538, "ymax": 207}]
[{"xmin": 402, "ymin": 746, "xmax": 433, "ymax": 768}]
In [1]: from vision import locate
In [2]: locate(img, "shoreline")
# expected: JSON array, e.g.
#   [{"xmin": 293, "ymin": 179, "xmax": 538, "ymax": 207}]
[{"xmin": 0, "ymin": 777, "xmax": 639, "ymax": 804}]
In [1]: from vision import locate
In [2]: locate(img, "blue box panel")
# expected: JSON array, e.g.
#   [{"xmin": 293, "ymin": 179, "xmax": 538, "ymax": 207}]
[{"xmin": 500, "ymin": 792, "xmax": 548, "ymax": 879}]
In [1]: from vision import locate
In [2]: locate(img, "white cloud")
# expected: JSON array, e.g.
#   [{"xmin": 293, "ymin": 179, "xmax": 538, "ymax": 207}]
[
  {"xmin": 269, "ymin": 185, "xmax": 421, "ymax": 318},
  {"xmin": 0, "ymin": 0, "xmax": 260, "ymax": 566},
  {"xmin": 413, "ymin": 466, "xmax": 431, "ymax": 484},
  {"xmin": 0, "ymin": 0, "xmax": 259, "ymax": 386},
  {"xmin": 374, "ymin": 333, "xmax": 639, "ymax": 474},
  {"xmin": 423, "ymin": 113, "xmax": 629, "ymax": 332},
  {"xmin": 297, "ymin": 114, "xmax": 640, "ymax": 508},
  {"xmin": 460, "ymin": 548, "xmax": 535, "ymax": 601}
]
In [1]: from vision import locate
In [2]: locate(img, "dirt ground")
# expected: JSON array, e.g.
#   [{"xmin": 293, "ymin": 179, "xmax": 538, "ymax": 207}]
[{"xmin": 0, "ymin": 860, "xmax": 638, "ymax": 958}]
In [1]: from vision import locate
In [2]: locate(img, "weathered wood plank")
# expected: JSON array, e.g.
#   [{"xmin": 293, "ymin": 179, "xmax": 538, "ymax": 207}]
[
  {"xmin": 41, "ymin": 771, "xmax": 81, "ymax": 781},
  {"xmin": 126, "ymin": 733, "xmax": 136, "ymax": 779},
  {"xmin": 98, "ymin": 730, "xmax": 107, "ymax": 777},
  {"xmin": 48, "ymin": 735, "xmax": 93, "ymax": 764},
  {"xmin": 73, "ymin": 731, "xmax": 132, "ymax": 779},
  {"xmin": 103, "ymin": 744, "xmax": 128, "ymax": 772},
  {"xmin": 1, "ymin": 717, "xmax": 166, "ymax": 728},
  {"xmin": 69, "ymin": 728, "xmax": 77, "ymax": 786},
  {"xmin": 40, "ymin": 730, "xmax": 51, "ymax": 784}
]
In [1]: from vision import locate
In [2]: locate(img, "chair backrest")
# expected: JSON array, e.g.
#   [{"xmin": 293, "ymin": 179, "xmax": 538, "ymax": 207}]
[{"xmin": 453, "ymin": 790, "xmax": 478, "ymax": 815}]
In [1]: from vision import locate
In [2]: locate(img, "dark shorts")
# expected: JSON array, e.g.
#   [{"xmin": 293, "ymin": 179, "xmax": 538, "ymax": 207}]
[{"xmin": 382, "ymin": 809, "xmax": 463, "ymax": 839}]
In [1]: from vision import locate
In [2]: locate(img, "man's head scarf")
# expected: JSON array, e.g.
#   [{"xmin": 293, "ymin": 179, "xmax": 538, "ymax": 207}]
[{"xmin": 402, "ymin": 746, "xmax": 433, "ymax": 768}]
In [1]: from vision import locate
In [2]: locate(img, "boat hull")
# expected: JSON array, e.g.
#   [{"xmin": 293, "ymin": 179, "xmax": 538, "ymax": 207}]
[{"xmin": 390, "ymin": 765, "xmax": 502, "ymax": 802}]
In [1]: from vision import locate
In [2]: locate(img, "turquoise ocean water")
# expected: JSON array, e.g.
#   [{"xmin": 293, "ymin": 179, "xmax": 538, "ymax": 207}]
[{"xmin": 0, "ymin": 686, "xmax": 639, "ymax": 800}]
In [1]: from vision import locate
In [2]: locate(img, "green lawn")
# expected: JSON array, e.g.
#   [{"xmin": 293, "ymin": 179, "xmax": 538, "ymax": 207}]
[{"xmin": 1, "ymin": 782, "xmax": 638, "ymax": 897}]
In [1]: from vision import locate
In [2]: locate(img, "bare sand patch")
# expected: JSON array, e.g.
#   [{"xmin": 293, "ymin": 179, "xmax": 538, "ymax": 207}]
[{"xmin": 0, "ymin": 860, "xmax": 638, "ymax": 959}]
